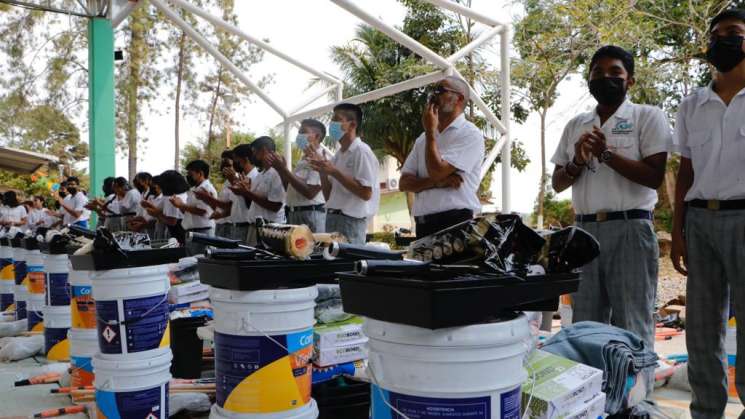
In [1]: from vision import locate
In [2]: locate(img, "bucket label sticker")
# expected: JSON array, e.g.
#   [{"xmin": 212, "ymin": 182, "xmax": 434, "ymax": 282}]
[
  {"xmin": 71, "ymin": 356, "xmax": 94, "ymax": 387},
  {"xmin": 26, "ymin": 267, "xmax": 45, "ymax": 294},
  {"xmin": 71, "ymin": 285, "xmax": 96, "ymax": 329},
  {"xmin": 15, "ymin": 300, "xmax": 27, "ymax": 320},
  {"xmin": 0, "ymin": 293, "xmax": 12, "ymax": 312},
  {"xmin": 215, "ymin": 329, "xmax": 313, "ymax": 414},
  {"xmin": 500, "ymin": 386, "xmax": 521, "ymax": 419},
  {"xmin": 96, "ymin": 384, "xmax": 168, "ymax": 419},
  {"xmin": 372, "ymin": 385, "xmax": 492, "ymax": 419},
  {"xmin": 45, "ymin": 327, "xmax": 70, "ymax": 361},
  {"xmin": 0, "ymin": 258, "xmax": 13, "ymax": 280},
  {"xmin": 96, "ymin": 294, "xmax": 169, "ymax": 354},
  {"xmin": 27, "ymin": 309, "xmax": 44, "ymax": 332},
  {"xmin": 46, "ymin": 273, "xmax": 70, "ymax": 306},
  {"xmin": 13, "ymin": 261, "xmax": 26, "ymax": 285}
]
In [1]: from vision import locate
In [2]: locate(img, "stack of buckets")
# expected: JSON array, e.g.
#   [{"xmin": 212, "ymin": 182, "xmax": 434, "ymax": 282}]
[
  {"xmin": 90, "ymin": 263, "xmax": 173, "ymax": 419},
  {"xmin": 68, "ymin": 267, "xmax": 97, "ymax": 399},
  {"xmin": 12, "ymin": 236, "xmax": 28, "ymax": 321},
  {"xmin": 208, "ymin": 285, "xmax": 319, "ymax": 419},
  {"xmin": 25, "ymin": 241, "xmax": 47, "ymax": 337},
  {"xmin": 0, "ymin": 234, "xmax": 15, "ymax": 317}
]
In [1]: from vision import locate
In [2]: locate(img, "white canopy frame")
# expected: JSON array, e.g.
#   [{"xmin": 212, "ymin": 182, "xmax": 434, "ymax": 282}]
[{"xmin": 134, "ymin": 0, "xmax": 514, "ymax": 211}]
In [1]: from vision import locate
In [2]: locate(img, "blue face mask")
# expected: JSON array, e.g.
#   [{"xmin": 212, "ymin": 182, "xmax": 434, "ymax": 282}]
[
  {"xmin": 328, "ymin": 121, "xmax": 344, "ymax": 142},
  {"xmin": 295, "ymin": 134, "xmax": 309, "ymax": 151}
]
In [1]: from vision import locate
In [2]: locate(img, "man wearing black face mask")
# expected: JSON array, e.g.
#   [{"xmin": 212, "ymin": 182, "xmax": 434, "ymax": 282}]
[
  {"xmin": 551, "ymin": 45, "xmax": 670, "ymax": 394},
  {"xmin": 55, "ymin": 176, "xmax": 90, "ymax": 228},
  {"xmin": 670, "ymin": 10, "xmax": 745, "ymax": 416}
]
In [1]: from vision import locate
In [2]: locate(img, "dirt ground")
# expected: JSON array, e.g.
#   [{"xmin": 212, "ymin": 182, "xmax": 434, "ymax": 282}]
[{"xmin": 657, "ymin": 256, "xmax": 687, "ymax": 307}]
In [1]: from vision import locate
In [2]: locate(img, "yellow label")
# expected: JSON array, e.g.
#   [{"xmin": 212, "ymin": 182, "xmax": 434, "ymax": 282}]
[
  {"xmin": 160, "ymin": 321, "xmax": 171, "ymax": 348},
  {"xmin": 47, "ymin": 338, "xmax": 70, "ymax": 361},
  {"xmin": 0, "ymin": 265, "xmax": 14, "ymax": 281},
  {"xmin": 71, "ymin": 297, "xmax": 96, "ymax": 329},
  {"xmin": 31, "ymin": 322, "xmax": 44, "ymax": 333},
  {"xmin": 225, "ymin": 355, "xmax": 304, "ymax": 413},
  {"xmin": 26, "ymin": 272, "xmax": 45, "ymax": 294}
]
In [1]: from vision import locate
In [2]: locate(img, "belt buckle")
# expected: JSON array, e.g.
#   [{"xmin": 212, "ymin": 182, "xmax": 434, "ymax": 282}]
[
  {"xmin": 707, "ymin": 200, "xmax": 720, "ymax": 211},
  {"xmin": 596, "ymin": 212, "xmax": 608, "ymax": 222}
]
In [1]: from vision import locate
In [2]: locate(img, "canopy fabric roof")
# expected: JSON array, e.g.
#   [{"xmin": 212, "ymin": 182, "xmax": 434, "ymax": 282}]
[{"xmin": 0, "ymin": 146, "xmax": 59, "ymax": 174}]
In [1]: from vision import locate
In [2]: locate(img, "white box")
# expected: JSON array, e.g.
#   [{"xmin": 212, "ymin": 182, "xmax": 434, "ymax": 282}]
[
  {"xmin": 313, "ymin": 340, "xmax": 368, "ymax": 367},
  {"xmin": 522, "ymin": 350, "xmax": 604, "ymax": 419},
  {"xmin": 314, "ymin": 317, "xmax": 366, "ymax": 349},
  {"xmin": 565, "ymin": 392, "xmax": 605, "ymax": 419}
]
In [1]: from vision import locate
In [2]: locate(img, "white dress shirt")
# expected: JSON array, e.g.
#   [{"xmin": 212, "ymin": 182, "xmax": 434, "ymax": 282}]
[
  {"xmin": 163, "ymin": 192, "xmax": 187, "ymax": 220},
  {"xmin": 326, "ymin": 138, "xmax": 380, "ymax": 219},
  {"xmin": 247, "ymin": 167, "xmax": 286, "ymax": 223},
  {"xmin": 182, "ymin": 180, "xmax": 217, "ymax": 230},
  {"xmin": 62, "ymin": 192, "xmax": 89, "ymax": 225},
  {"xmin": 287, "ymin": 146, "xmax": 334, "ymax": 208}
]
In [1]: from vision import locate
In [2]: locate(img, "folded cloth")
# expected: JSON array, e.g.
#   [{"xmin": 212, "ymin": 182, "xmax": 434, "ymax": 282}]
[
  {"xmin": 316, "ymin": 284, "xmax": 341, "ymax": 302},
  {"xmin": 315, "ymin": 298, "xmax": 352, "ymax": 324},
  {"xmin": 541, "ymin": 321, "xmax": 658, "ymax": 414}
]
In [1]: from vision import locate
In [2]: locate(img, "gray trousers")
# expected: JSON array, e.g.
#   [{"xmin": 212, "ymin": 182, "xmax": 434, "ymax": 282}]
[
  {"xmin": 326, "ymin": 213, "xmax": 367, "ymax": 244},
  {"xmin": 215, "ymin": 223, "xmax": 232, "ymax": 239},
  {"xmin": 232, "ymin": 224, "xmax": 250, "ymax": 243},
  {"xmin": 574, "ymin": 219, "xmax": 658, "ymax": 392},
  {"xmin": 685, "ymin": 207, "xmax": 745, "ymax": 418},
  {"xmin": 288, "ymin": 209, "xmax": 326, "ymax": 233}
]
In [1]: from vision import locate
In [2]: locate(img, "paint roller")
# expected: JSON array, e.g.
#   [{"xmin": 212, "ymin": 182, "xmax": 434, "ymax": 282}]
[{"xmin": 323, "ymin": 242, "xmax": 404, "ymax": 261}]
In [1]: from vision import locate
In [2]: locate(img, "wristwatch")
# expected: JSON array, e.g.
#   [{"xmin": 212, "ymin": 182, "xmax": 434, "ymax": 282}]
[{"xmin": 600, "ymin": 149, "xmax": 613, "ymax": 163}]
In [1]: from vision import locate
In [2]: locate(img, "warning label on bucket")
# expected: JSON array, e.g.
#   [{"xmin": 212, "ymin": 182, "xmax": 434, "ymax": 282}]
[
  {"xmin": 71, "ymin": 285, "xmax": 95, "ymax": 329},
  {"xmin": 214, "ymin": 329, "xmax": 312, "ymax": 414},
  {"xmin": 372, "ymin": 385, "xmax": 499, "ymax": 419},
  {"xmin": 96, "ymin": 294, "xmax": 169, "ymax": 355},
  {"xmin": 96, "ymin": 383, "xmax": 168, "ymax": 419}
]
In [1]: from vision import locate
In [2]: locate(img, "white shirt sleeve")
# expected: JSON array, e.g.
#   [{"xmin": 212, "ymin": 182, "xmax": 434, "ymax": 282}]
[
  {"xmin": 267, "ymin": 170, "xmax": 287, "ymax": 203},
  {"xmin": 440, "ymin": 129, "xmax": 484, "ymax": 173},
  {"xmin": 670, "ymin": 102, "xmax": 691, "ymax": 158},
  {"xmin": 551, "ymin": 122, "xmax": 573, "ymax": 166},
  {"xmin": 639, "ymin": 107, "xmax": 672, "ymax": 158},
  {"xmin": 353, "ymin": 148, "xmax": 379, "ymax": 188},
  {"xmin": 73, "ymin": 193, "xmax": 88, "ymax": 211},
  {"xmin": 401, "ymin": 139, "xmax": 419, "ymax": 175}
]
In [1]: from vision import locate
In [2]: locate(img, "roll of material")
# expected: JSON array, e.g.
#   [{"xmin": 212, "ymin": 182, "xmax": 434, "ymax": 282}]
[{"xmin": 324, "ymin": 242, "xmax": 403, "ymax": 261}]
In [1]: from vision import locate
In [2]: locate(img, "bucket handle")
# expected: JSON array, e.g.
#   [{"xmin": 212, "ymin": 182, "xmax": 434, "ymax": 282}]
[
  {"xmin": 97, "ymin": 294, "xmax": 169, "ymax": 327},
  {"xmin": 238, "ymin": 315, "xmax": 313, "ymax": 366}
]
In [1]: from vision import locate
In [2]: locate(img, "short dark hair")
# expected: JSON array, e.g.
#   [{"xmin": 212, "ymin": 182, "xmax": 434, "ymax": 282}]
[
  {"xmin": 156, "ymin": 170, "xmax": 190, "ymax": 196},
  {"xmin": 102, "ymin": 177, "xmax": 115, "ymax": 195},
  {"xmin": 588, "ymin": 45, "xmax": 635, "ymax": 79},
  {"xmin": 232, "ymin": 143, "xmax": 253, "ymax": 159},
  {"xmin": 301, "ymin": 119, "xmax": 327, "ymax": 139},
  {"xmin": 3, "ymin": 191, "xmax": 18, "ymax": 207},
  {"xmin": 134, "ymin": 172, "xmax": 152, "ymax": 183},
  {"xmin": 66, "ymin": 176, "xmax": 80, "ymax": 185},
  {"xmin": 34, "ymin": 195, "xmax": 44, "ymax": 202},
  {"xmin": 710, "ymin": 9, "xmax": 745, "ymax": 31},
  {"xmin": 113, "ymin": 177, "xmax": 130, "ymax": 190},
  {"xmin": 251, "ymin": 136, "xmax": 276, "ymax": 153},
  {"xmin": 333, "ymin": 103, "xmax": 363, "ymax": 129},
  {"xmin": 186, "ymin": 159, "xmax": 210, "ymax": 178},
  {"xmin": 220, "ymin": 149, "xmax": 234, "ymax": 160}
]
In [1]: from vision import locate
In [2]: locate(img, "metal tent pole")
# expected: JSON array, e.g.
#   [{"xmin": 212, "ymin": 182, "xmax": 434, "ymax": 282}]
[{"xmin": 500, "ymin": 29, "xmax": 512, "ymax": 213}]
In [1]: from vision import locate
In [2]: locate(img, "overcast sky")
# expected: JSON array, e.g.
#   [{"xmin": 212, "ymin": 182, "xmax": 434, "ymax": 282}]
[{"xmin": 108, "ymin": 0, "xmax": 590, "ymax": 213}]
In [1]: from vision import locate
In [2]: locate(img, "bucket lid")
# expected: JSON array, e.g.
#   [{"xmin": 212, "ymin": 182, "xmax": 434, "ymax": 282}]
[
  {"xmin": 364, "ymin": 314, "xmax": 530, "ymax": 348},
  {"xmin": 92, "ymin": 350, "xmax": 172, "ymax": 371},
  {"xmin": 92, "ymin": 263, "xmax": 172, "ymax": 281},
  {"xmin": 210, "ymin": 285, "xmax": 318, "ymax": 304}
]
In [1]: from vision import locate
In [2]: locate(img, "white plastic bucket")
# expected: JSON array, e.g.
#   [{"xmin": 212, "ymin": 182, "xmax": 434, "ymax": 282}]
[
  {"xmin": 366, "ymin": 314, "xmax": 530, "ymax": 419},
  {"xmin": 210, "ymin": 286, "xmax": 318, "ymax": 418},
  {"xmin": 69, "ymin": 268, "xmax": 96, "ymax": 329},
  {"xmin": 27, "ymin": 293, "xmax": 45, "ymax": 332},
  {"xmin": 44, "ymin": 305, "xmax": 71, "ymax": 361},
  {"xmin": 44, "ymin": 254, "xmax": 70, "ymax": 306},
  {"xmin": 92, "ymin": 264, "xmax": 171, "ymax": 359},
  {"xmin": 69, "ymin": 328, "xmax": 98, "ymax": 389},
  {"xmin": 14, "ymin": 284, "xmax": 28, "ymax": 320},
  {"xmin": 25, "ymin": 249, "xmax": 45, "ymax": 295},
  {"xmin": 93, "ymin": 350, "xmax": 172, "ymax": 419}
]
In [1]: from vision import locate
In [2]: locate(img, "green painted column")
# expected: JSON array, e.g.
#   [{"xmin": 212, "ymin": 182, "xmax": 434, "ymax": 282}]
[{"xmin": 87, "ymin": 18, "xmax": 116, "ymax": 228}]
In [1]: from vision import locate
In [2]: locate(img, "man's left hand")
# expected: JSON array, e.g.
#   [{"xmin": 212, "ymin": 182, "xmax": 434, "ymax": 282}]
[{"xmin": 586, "ymin": 126, "xmax": 608, "ymax": 158}]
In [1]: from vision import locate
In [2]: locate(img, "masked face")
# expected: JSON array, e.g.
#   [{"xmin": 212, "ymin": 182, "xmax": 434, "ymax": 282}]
[
  {"xmin": 328, "ymin": 121, "xmax": 344, "ymax": 143},
  {"xmin": 186, "ymin": 172, "xmax": 198, "ymax": 188},
  {"xmin": 133, "ymin": 180, "xmax": 146, "ymax": 193},
  {"xmin": 707, "ymin": 35, "xmax": 745, "ymax": 73},
  {"xmin": 589, "ymin": 77, "xmax": 627, "ymax": 106},
  {"xmin": 295, "ymin": 133, "xmax": 310, "ymax": 151}
]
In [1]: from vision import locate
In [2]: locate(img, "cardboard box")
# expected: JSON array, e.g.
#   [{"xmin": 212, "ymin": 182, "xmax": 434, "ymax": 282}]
[
  {"xmin": 565, "ymin": 392, "xmax": 605, "ymax": 419},
  {"xmin": 314, "ymin": 317, "xmax": 366, "ymax": 349},
  {"xmin": 313, "ymin": 340, "xmax": 368, "ymax": 367},
  {"xmin": 522, "ymin": 350, "xmax": 604, "ymax": 419}
]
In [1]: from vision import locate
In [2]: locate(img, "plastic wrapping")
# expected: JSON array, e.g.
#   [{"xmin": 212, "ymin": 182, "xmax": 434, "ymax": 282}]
[
  {"xmin": 169, "ymin": 392, "xmax": 212, "ymax": 417},
  {"xmin": 0, "ymin": 334, "xmax": 43, "ymax": 361},
  {"xmin": 0, "ymin": 319, "xmax": 27, "ymax": 338}
]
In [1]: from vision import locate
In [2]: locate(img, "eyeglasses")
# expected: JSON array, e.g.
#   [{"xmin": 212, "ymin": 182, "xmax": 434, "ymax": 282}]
[{"xmin": 430, "ymin": 85, "xmax": 463, "ymax": 97}]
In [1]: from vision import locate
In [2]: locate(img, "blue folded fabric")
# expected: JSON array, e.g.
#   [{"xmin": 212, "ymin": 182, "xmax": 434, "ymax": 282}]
[{"xmin": 541, "ymin": 321, "xmax": 658, "ymax": 414}]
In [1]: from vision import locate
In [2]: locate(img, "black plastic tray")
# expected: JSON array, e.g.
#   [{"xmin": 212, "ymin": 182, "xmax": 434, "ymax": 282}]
[
  {"xmin": 338, "ymin": 271, "xmax": 579, "ymax": 329},
  {"xmin": 70, "ymin": 247, "xmax": 187, "ymax": 270},
  {"xmin": 198, "ymin": 257, "xmax": 356, "ymax": 290}
]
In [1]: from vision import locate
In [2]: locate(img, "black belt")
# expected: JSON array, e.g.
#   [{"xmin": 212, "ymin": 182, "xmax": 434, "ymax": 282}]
[
  {"xmin": 688, "ymin": 199, "xmax": 745, "ymax": 211},
  {"xmin": 575, "ymin": 209, "xmax": 652, "ymax": 223},
  {"xmin": 288, "ymin": 204, "xmax": 324, "ymax": 212},
  {"xmin": 234, "ymin": 222, "xmax": 253, "ymax": 227},
  {"xmin": 107, "ymin": 212, "xmax": 136, "ymax": 218},
  {"xmin": 327, "ymin": 209, "xmax": 364, "ymax": 220},
  {"xmin": 185, "ymin": 227, "xmax": 212, "ymax": 232},
  {"xmin": 415, "ymin": 209, "xmax": 473, "ymax": 225}
]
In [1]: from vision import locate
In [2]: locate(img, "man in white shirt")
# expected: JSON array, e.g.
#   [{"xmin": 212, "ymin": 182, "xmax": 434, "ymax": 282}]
[
  {"xmin": 170, "ymin": 160, "xmax": 217, "ymax": 255},
  {"xmin": 268, "ymin": 118, "xmax": 333, "ymax": 233},
  {"xmin": 550, "ymin": 46, "xmax": 670, "ymax": 392},
  {"xmin": 2, "ymin": 192, "xmax": 27, "ymax": 228},
  {"xmin": 227, "ymin": 144, "xmax": 259, "ymax": 241},
  {"xmin": 231, "ymin": 137, "xmax": 286, "ymax": 245},
  {"xmin": 129, "ymin": 172, "xmax": 159, "ymax": 237},
  {"xmin": 309, "ymin": 104, "xmax": 380, "ymax": 244},
  {"xmin": 196, "ymin": 152, "xmax": 237, "ymax": 239},
  {"xmin": 55, "ymin": 177, "xmax": 89, "ymax": 228},
  {"xmin": 110, "ymin": 177, "xmax": 142, "ymax": 232},
  {"xmin": 669, "ymin": 10, "xmax": 745, "ymax": 416},
  {"xmin": 400, "ymin": 77, "xmax": 484, "ymax": 238},
  {"xmin": 143, "ymin": 170, "xmax": 189, "ymax": 244}
]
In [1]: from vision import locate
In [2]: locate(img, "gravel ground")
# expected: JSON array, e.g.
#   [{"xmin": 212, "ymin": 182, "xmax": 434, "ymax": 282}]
[{"xmin": 657, "ymin": 256, "xmax": 687, "ymax": 308}]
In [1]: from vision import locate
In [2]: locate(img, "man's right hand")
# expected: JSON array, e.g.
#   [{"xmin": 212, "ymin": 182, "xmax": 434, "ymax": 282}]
[
  {"xmin": 573, "ymin": 134, "xmax": 592, "ymax": 165},
  {"xmin": 671, "ymin": 228, "xmax": 688, "ymax": 276},
  {"xmin": 436, "ymin": 173, "xmax": 463, "ymax": 189}
]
